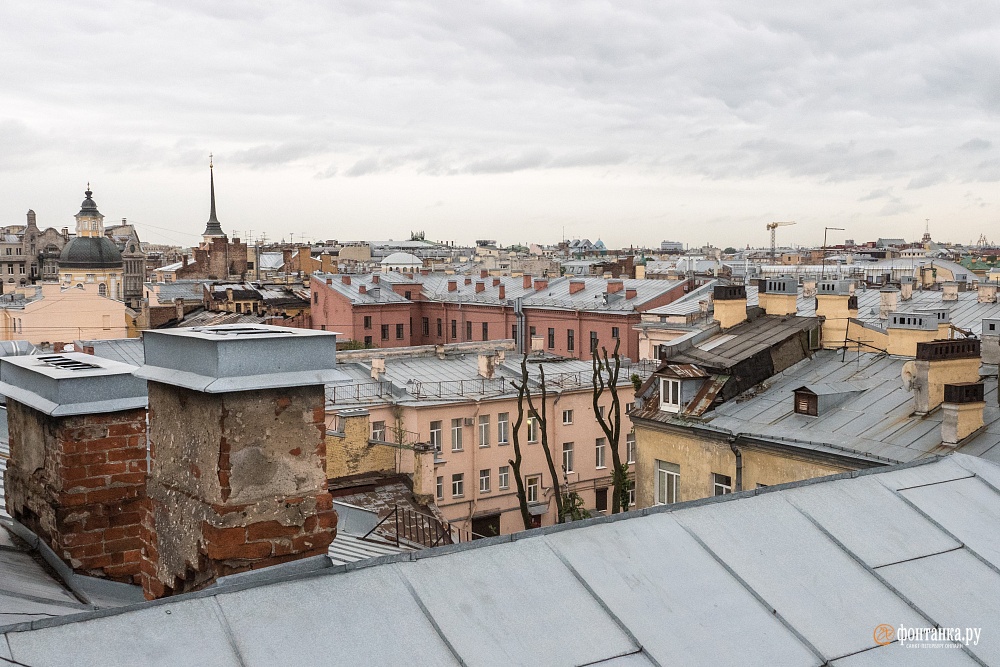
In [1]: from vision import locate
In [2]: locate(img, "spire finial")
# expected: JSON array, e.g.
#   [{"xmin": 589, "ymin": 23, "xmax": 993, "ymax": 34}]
[
  {"xmin": 203, "ymin": 157, "xmax": 224, "ymax": 237},
  {"xmin": 209, "ymin": 153, "xmax": 213, "ymax": 169}
]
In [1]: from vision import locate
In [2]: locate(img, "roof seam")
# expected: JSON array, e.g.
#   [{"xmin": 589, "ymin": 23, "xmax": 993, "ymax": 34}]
[{"xmin": 392, "ymin": 565, "xmax": 468, "ymax": 667}]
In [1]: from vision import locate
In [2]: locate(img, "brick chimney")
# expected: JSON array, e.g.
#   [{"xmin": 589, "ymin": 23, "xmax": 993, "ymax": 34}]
[
  {"xmin": 625, "ymin": 288, "xmax": 638, "ymax": 300},
  {"xmin": 448, "ymin": 279, "xmax": 457, "ymax": 292},
  {"xmin": 371, "ymin": 274, "xmax": 380, "ymax": 284},
  {"xmin": 941, "ymin": 382, "xmax": 985, "ymax": 445},
  {"xmin": 802, "ymin": 275, "xmax": 817, "ymax": 298},
  {"xmin": 477, "ymin": 352, "xmax": 497, "ymax": 379},
  {"xmin": 569, "ymin": 280, "xmax": 585, "ymax": 295},
  {"xmin": 173, "ymin": 297, "xmax": 185, "ymax": 322},
  {"xmin": 983, "ymin": 318, "xmax": 1000, "ymax": 364},
  {"xmin": 341, "ymin": 275, "xmax": 351, "ymax": 285},
  {"xmin": 411, "ymin": 443, "xmax": 437, "ymax": 506},
  {"xmin": 523, "ymin": 274, "xmax": 533, "ymax": 289},
  {"xmin": 480, "ymin": 269, "xmax": 489, "ymax": 279},
  {"xmin": 534, "ymin": 278, "xmax": 548, "ymax": 291},
  {"xmin": 0, "ymin": 354, "xmax": 148, "ymax": 583},
  {"xmin": 135, "ymin": 325, "xmax": 343, "ymax": 599},
  {"xmin": 878, "ymin": 287, "xmax": 899, "ymax": 320},
  {"xmin": 359, "ymin": 285, "xmax": 367, "ymax": 294},
  {"xmin": 815, "ymin": 281, "xmax": 856, "ymax": 348},
  {"xmin": 325, "ymin": 277, "xmax": 333, "ymax": 285},
  {"xmin": 371, "ymin": 357, "xmax": 386, "ymax": 380},
  {"xmin": 942, "ymin": 281, "xmax": 959, "ymax": 301},
  {"xmin": 464, "ymin": 277, "xmax": 472, "ymax": 286},
  {"xmin": 475, "ymin": 281, "xmax": 485, "ymax": 293},
  {"xmin": 978, "ymin": 282, "xmax": 997, "ymax": 304},
  {"xmin": 606, "ymin": 279, "xmax": 624, "ymax": 294},
  {"xmin": 912, "ymin": 339, "xmax": 981, "ymax": 414},
  {"xmin": 899, "ymin": 276, "xmax": 914, "ymax": 301},
  {"xmin": 712, "ymin": 285, "xmax": 748, "ymax": 330},
  {"xmin": 499, "ymin": 285, "xmax": 506, "ymax": 300},
  {"xmin": 492, "ymin": 277, "xmax": 501, "ymax": 287}
]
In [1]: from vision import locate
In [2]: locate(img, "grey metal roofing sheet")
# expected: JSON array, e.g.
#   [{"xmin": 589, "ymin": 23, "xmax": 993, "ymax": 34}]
[
  {"xmin": 877, "ymin": 548, "xmax": 1000, "ymax": 665},
  {"xmin": 832, "ymin": 641, "xmax": 980, "ymax": 666},
  {"xmin": 81, "ymin": 338, "xmax": 146, "ymax": 366},
  {"xmin": 546, "ymin": 513, "xmax": 821, "ymax": 666},
  {"xmin": 675, "ymin": 492, "xmax": 927, "ymax": 659},
  {"xmin": 3, "ymin": 454, "xmax": 1000, "ymax": 666}
]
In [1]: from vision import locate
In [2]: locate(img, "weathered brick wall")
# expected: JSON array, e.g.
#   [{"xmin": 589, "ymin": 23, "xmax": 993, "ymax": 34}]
[
  {"xmin": 4, "ymin": 401, "xmax": 148, "ymax": 583},
  {"xmin": 141, "ymin": 382, "xmax": 337, "ymax": 599},
  {"xmin": 326, "ymin": 413, "xmax": 398, "ymax": 479}
]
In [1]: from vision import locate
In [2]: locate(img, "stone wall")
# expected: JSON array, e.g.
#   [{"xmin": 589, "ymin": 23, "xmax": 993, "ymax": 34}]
[{"xmin": 326, "ymin": 412, "xmax": 399, "ymax": 479}]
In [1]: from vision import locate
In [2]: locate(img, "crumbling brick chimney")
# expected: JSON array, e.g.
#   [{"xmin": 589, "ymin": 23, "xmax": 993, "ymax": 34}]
[
  {"xmin": 523, "ymin": 274, "xmax": 533, "ymax": 289},
  {"xmin": 982, "ymin": 318, "xmax": 1000, "ymax": 364},
  {"xmin": 899, "ymin": 276, "xmax": 914, "ymax": 301},
  {"xmin": 569, "ymin": 280, "xmax": 585, "ymax": 295},
  {"xmin": 534, "ymin": 278, "xmax": 549, "ymax": 291},
  {"xmin": 0, "ymin": 354, "xmax": 148, "ymax": 583},
  {"xmin": 341, "ymin": 275, "xmax": 351, "ymax": 285},
  {"xmin": 411, "ymin": 442, "xmax": 437, "ymax": 506},
  {"xmin": 913, "ymin": 339, "xmax": 981, "ymax": 414},
  {"xmin": 135, "ymin": 325, "xmax": 343, "ymax": 599},
  {"xmin": 942, "ymin": 281, "xmax": 959, "ymax": 302},
  {"xmin": 878, "ymin": 288, "xmax": 899, "ymax": 320},
  {"xmin": 941, "ymin": 382, "xmax": 985, "ymax": 445},
  {"xmin": 475, "ymin": 281, "xmax": 485, "ymax": 293},
  {"xmin": 978, "ymin": 282, "xmax": 997, "ymax": 304}
]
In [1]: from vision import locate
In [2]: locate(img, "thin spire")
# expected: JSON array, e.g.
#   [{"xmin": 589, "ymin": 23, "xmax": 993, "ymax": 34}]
[{"xmin": 203, "ymin": 154, "xmax": 225, "ymax": 238}]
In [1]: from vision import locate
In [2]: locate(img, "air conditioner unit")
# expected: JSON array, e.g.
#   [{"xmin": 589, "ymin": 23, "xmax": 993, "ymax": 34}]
[{"xmin": 463, "ymin": 417, "xmax": 474, "ymax": 426}]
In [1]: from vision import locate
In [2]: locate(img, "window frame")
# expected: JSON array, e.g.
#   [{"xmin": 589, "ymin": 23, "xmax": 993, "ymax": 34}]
[
  {"xmin": 659, "ymin": 378, "xmax": 682, "ymax": 412},
  {"xmin": 497, "ymin": 412, "xmax": 510, "ymax": 444},
  {"xmin": 451, "ymin": 418, "xmax": 464, "ymax": 451},
  {"xmin": 452, "ymin": 473, "xmax": 464, "ymax": 498},
  {"xmin": 371, "ymin": 420, "xmax": 385, "ymax": 442},
  {"xmin": 526, "ymin": 475, "xmax": 541, "ymax": 503},
  {"xmin": 655, "ymin": 460, "xmax": 680, "ymax": 505},
  {"xmin": 562, "ymin": 409, "xmax": 573, "ymax": 425},
  {"xmin": 498, "ymin": 465, "xmax": 510, "ymax": 490},
  {"xmin": 562, "ymin": 442, "xmax": 574, "ymax": 473},
  {"xmin": 479, "ymin": 469, "xmax": 491, "ymax": 493},
  {"xmin": 478, "ymin": 414, "xmax": 490, "ymax": 447},
  {"xmin": 712, "ymin": 472, "xmax": 732, "ymax": 496},
  {"xmin": 595, "ymin": 437, "xmax": 606, "ymax": 469},
  {"xmin": 430, "ymin": 420, "xmax": 442, "ymax": 451}
]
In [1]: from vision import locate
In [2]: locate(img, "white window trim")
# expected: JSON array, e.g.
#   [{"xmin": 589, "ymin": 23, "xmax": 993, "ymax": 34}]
[
  {"xmin": 659, "ymin": 378, "xmax": 682, "ymax": 413},
  {"xmin": 655, "ymin": 460, "xmax": 680, "ymax": 505}
]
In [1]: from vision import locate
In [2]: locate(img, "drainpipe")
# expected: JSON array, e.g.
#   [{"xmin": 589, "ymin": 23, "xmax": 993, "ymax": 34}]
[{"xmin": 728, "ymin": 436, "xmax": 743, "ymax": 492}]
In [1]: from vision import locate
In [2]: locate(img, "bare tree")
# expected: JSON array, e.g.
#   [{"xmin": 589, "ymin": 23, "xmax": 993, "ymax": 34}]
[
  {"xmin": 508, "ymin": 354, "xmax": 566, "ymax": 526},
  {"xmin": 592, "ymin": 337, "xmax": 628, "ymax": 513},
  {"xmin": 507, "ymin": 372, "xmax": 532, "ymax": 531}
]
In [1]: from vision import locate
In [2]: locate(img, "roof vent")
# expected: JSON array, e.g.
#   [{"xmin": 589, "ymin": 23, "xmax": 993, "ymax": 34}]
[{"xmin": 36, "ymin": 355, "xmax": 101, "ymax": 371}]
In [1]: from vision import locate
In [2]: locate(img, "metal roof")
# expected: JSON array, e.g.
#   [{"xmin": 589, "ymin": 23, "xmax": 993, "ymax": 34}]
[
  {"xmin": 0, "ymin": 354, "xmax": 147, "ymax": 416},
  {"xmin": 2, "ymin": 455, "xmax": 998, "ymax": 665},
  {"xmin": 78, "ymin": 339, "xmax": 145, "ymax": 366},
  {"xmin": 702, "ymin": 349, "xmax": 1000, "ymax": 464},
  {"xmin": 136, "ymin": 324, "xmax": 348, "ymax": 393},
  {"xmin": 669, "ymin": 314, "xmax": 821, "ymax": 370}
]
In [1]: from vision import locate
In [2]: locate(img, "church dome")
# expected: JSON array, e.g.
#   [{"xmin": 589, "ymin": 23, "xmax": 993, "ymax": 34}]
[
  {"xmin": 59, "ymin": 236, "xmax": 122, "ymax": 269},
  {"xmin": 77, "ymin": 187, "xmax": 102, "ymax": 217}
]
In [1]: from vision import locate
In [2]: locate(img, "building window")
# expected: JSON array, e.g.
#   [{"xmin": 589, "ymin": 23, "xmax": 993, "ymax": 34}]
[
  {"xmin": 526, "ymin": 475, "xmax": 541, "ymax": 503},
  {"xmin": 396, "ymin": 323, "xmax": 404, "ymax": 339},
  {"xmin": 405, "ymin": 290, "xmax": 412, "ymax": 300},
  {"xmin": 422, "ymin": 317, "xmax": 430, "ymax": 336},
  {"xmin": 482, "ymin": 322, "xmax": 488, "ymax": 341},
  {"xmin": 364, "ymin": 315, "xmax": 372, "ymax": 329},
  {"xmin": 527, "ymin": 416, "xmax": 539, "ymax": 443},
  {"xmin": 452, "ymin": 473, "xmax": 464, "ymax": 498},
  {"xmin": 430, "ymin": 421, "xmax": 442, "ymax": 451},
  {"xmin": 512, "ymin": 324, "xmax": 518, "ymax": 342},
  {"xmin": 655, "ymin": 460, "xmax": 680, "ymax": 505},
  {"xmin": 590, "ymin": 331, "xmax": 598, "ymax": 352},
  {"xmin": 626, "ymin": 430, "xmax": 636, "ymax": 464},
  {"xmin": 794, "ymin": 390, "xmax": 818, "ymax": 416},
  {"xmin": 498, "ymin": 466, "xmax": 510, "ymax": 490},
  {"xmin": 380, "ymin": 324, "xmax": 389, "ymax": 340},
  {"xmin": 478, "ymin": 415, "xmax": 490, "ymax": 447},
  {"xmin": 660, "ymin": 378, "xmax": 681, "ymax": 412},
  {"xmin": 595, "ymin": 438, "xmax": 606, "ymax": 469},
  {"xmin": 567, "ymin": 329, "xmax": 574, "ymax": 351},
  {"xmin": 98, "ymin": 283, "xmax": 107, "ymax": 297},
  {"xmin": 3, "ymin": 248, "xmax": 9, "ymax": 255},
  {"xmin": 371, "ymin": 420, "xmax": 385, "ymax": 442},
  {"xmin": 612, "ymin": 326, "xmax": 620, "ymax": 339},
  {"xmin": 451, "ymin": 418, "xmax": 464, "ymax": 451},
  {"xmin": 595, "ymin": 487, "xmax": 608, "ymax": 513},
  {"xmin": 437, "ymin": 318, "xmax": 443, "ymax": 336},
  {"xmin": 562, "ymin": 442, "xmax": 574, "ymax": 473},
  {"xmin": 627, "ymin": 480, "xmax": 635, "ymax": 507},
  {"xmin": 562, "ymin": 409, "xmax": 573, "ymax": 425},
  {"xmin": 436, "ymin": 476, "xmax": 444, "ymax": 500},
  {"xmin": 598, "ymin": 405, "xmax": 605, "ymax": 419},
  {"xmin": 17, "ymin": 265, "xmax": 24, "ymax": 274},
  {"xmin": 497, "ymin": 412, "xmax": 510, "ymax": 444},
  {"xmin": 712, "ymin": 473, "xmax": 732, "ymax": 496},
  {"xmin": 466, "ymin": 321, "xmax": 472, "ymax": 340},
  {"xmin": 479, "ymin": 469, "xmax": 491, "ymax": 493},
  {"xmin": 364, "ymin": 335, "xmax": 373, "ymax": 347},
  {"xmin": 547, "ymin": 328, "xmax": 555, "ymax": 349},
  {"xmin": 313, "ymin": 292, "xmax": 319, "ymax": 304},
  {"xmin": 451, "ymin": 320, "xmax": 457, "ymax": 339}
]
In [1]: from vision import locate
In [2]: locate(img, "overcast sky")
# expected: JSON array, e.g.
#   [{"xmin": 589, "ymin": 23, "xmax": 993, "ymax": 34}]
[{"xmin": 1, "ymin": 1, "xmax": 998, "ymax": 249}]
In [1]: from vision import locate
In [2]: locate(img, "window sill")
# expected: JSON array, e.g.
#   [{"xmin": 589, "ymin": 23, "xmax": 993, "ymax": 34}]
[
  {"xmin": 452, "ymin": 495, "xmax": 464, "ymax": 499},
  {"xmin": 479, "ymin": 445, "xmax": 490, "ymax": 449},
  {"xmin": 595, "ymin": 466, "xmax": 607, "ymax": 470}
]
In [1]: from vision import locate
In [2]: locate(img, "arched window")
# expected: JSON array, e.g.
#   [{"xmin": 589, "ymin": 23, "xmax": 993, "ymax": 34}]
[{"xmin": 98, "ymin": 283, "xmax": 107, "ymax": 297}]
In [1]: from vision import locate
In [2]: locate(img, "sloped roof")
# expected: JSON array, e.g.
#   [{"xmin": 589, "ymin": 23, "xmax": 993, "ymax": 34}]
[
  {"xmin": 668, "ymin": 314, "xmax": 820, "ymax": 369},
  {"xmin": 3, "ymin": 455, "xmax": 999, "ymax": 665}
]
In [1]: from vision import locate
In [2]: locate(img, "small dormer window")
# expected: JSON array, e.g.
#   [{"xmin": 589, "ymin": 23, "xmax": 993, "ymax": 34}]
[
  {"xmin": 794, "ymin": 390, "xmax": 818, "ymax": 416},
  {"xmin": 660, "ymin": 378, "xmax": 681, "ymax": 413}
]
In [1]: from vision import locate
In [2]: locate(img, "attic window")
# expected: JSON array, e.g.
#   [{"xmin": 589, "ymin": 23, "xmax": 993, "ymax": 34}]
[
  {"xmin": 659, "ymin": 378, "xmax": 681, "ymax": 413},
  {"xmin": 794, "ymin": 390, "xmax": 818, "ymax": 416}
]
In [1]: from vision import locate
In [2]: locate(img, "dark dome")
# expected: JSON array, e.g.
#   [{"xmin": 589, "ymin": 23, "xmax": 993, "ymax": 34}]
[
  {"xmin": 77, "ymin": 188, "xmax": 102, "ymax": 217},
  {"xmin": 58, "ymin": 236, "xmax": 122, "ymax": 269}
]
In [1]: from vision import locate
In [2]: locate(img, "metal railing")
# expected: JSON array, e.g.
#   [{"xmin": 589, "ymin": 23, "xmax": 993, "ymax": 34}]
[
  {"xmin": 361, "ymin": 504, "xmax": 484, "ymax": 548},
  {"xmin": 408, "ymin": 377, "xmax": 509, "ymax": 398},
  {"xmin": 328, "ymin": 380, "xmax": 393, "ymax": 404}
]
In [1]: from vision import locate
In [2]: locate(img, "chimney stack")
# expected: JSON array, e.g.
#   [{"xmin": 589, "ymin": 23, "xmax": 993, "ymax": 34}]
[
  {"xmin": 371, "ymin": 357, "xmax": 386, "ymax": 380},
  {"xmin": 534, "ymin": 278, "xmax": 549, "ymax": 291},
  {"xmin": 359, "ymin": 285, "xmax": 367, "ymax": 294},
  {"xmin": 492, "ymin": 277, "xmax": 501, "ymax": 287},
  {"xmin": 478, "ymin": 352, "xmax": 497, "ymax": 379},
  {"xmin": 371, "ymin": 274, "xmax": 380, "ymax": 284},
  {"xmin": 815, "ymin": 280, "xmax": 856, "ymax": 348},
  {"xmin": 1, "ymin": 354, "xmax": 148, "ymax": 583},
  {"xmin": 135, "ymin": 325, "xmax": 342, "ymax": 599},
  {"xmin": 802, "ymin": 275, "xmax": 817, "ymax": 298},
  {"xmin": 475, "ymin": 281, "xmax": 485, "ymax": 293},
  {"xmin": 464, "ymin": 277, "xmax": 472, "ymax": 286},
  {"xmin": 712, "ymin": 285, "xmax": 748, "ymax": 330},
  {"xmin": 498, "ymin": 285, "xmax": 506, "ymax": 300},
  {"xmin": 758, "ymin": 276, "xmax": 797, "ymax": 316},
  {"xmin": 606, "ymin": 279, "xmax": 624, "ymax": 294},
  {"xmin": 448, "ymin": 279, "xmax": 457, "ymax": 292},
  {"xmin": 912, "ymin": 339, "xmax": 981, "ymax": 414},
  {"xmin": 942, "ymin": 281, "xmax": 959, "ymax": 301},
  {"xmin": 480, "ymin": 269, "xmax": 489, "ymax": 279},
  {"xmin": 523, "ymin": 274, "xmax": 533, "ymax": 289},
  {"xmin": 569, "ymin": 280, "xmax": 585, "ymax": 295},
  {"xmin": 978, "ymin": 282, "xmax": 997, "ymax": 304},
  {"xmin": 983, "ymin": 319, "xmax": 1000, "ymax": 364},
  {"xmin": 878, "ymin": 287, "xmax": 899, "ymax": 320},
  {"xmin": 625, "ymin": 288, "xmax": 638, "ymax": 300},
  {"xmin": 941, "ymin": 382, "xmax": 985, "ymax": 445},
  {"xmin": 411, "ymin": 443, "xmax": 437, "ymax": 506},
  {"xmin": 900, "ymin": 276, "xmax": 914, "ymax": 301},
  {"xmin": 341, "ymin": 275, "xmax": 351, "ymax": 285}
]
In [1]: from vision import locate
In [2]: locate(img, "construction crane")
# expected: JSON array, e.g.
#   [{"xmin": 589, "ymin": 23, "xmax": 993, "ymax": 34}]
[{"xmin": 767, "ymin": 221, "xmax": 796, "ymax": 264}]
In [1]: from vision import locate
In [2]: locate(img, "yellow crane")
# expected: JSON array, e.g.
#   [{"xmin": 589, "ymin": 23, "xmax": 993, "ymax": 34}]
[{"xmin": 767, "ymin": 221, "xmax": 796, "ymax": 264}]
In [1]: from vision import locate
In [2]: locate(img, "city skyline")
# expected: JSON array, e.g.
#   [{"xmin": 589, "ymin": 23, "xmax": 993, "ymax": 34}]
[{"xmin": 1, "ymin": 1, "xmax": 998, "ymax": 248}]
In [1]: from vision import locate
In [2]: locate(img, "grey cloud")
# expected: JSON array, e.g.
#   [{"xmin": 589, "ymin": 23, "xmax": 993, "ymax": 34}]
[
  {"xmin": 859, "ymin": 187, "xmax": 894, "ymax": 202},
  {"xmin": 960, "ymin": 138, "xmax": 992, "ymax": 151},
  {"xmin": 906, "ymin": 172, "xmax": 947, "ymax": 189}
]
